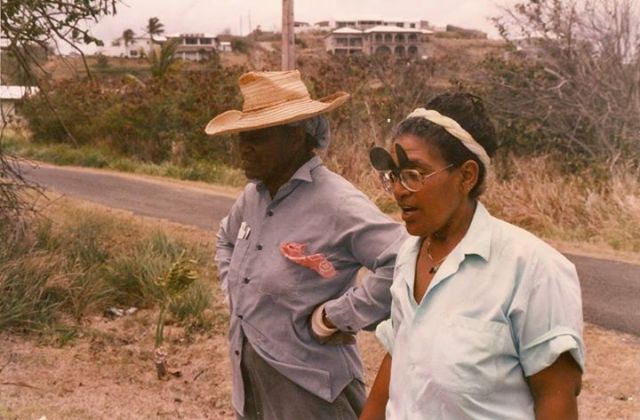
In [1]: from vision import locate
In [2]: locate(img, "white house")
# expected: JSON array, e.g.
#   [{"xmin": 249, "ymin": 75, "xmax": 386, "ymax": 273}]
[
  {"xmin": 98, "ymin": 35, "xmax": 167, "ymax": 58},
  {"xmin": 325, "ymin": 25, "xmax": 433, "ymax": 57},
  {"xmin": 164, "ymin": 32, "xmax": 219, "ymax": 61},
  {"xmin": 0, "ymin": 85, "xmax": 39, "ymax": 126}
]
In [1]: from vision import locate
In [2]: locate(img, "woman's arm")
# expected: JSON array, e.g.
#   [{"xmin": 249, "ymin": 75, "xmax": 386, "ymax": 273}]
[
  {"xmin": 527, "ymin": 351, "xmax": 582, "ymax": 420},
  {"xmin": 360, "ymin": 353, "xmax": 392, "ymax": 420}
]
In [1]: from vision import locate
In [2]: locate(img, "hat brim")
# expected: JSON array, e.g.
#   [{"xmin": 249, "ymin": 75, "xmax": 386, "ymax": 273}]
[{"xmin": 205, "ymin": 91, "xmax": 350, "ymax": 136}]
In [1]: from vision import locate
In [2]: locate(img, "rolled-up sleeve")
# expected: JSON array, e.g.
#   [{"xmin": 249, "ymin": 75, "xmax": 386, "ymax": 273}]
[
  {"xmin": 323, "ymin": 194, "xmax": 407, "ymax": 332},
  {"xmin": 509, "ymin": 252, "xmax": 586, "ymax": 377},
  {"xmin": 375, "ymin": 318, "xmax": 395, "ymax": 354}
]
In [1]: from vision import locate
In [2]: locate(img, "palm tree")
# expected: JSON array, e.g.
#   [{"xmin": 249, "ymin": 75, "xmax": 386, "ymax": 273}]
[
  {"xmin": 122, "ymin": 28, "xmax": 135, "ymax": 47},
  {"xmin": 146, "ymin": 17, "xmax": 165, "ymax": 39},
  {"xmin": 149, "ymin": 39, "xmax": 178, "ymax": 78}
]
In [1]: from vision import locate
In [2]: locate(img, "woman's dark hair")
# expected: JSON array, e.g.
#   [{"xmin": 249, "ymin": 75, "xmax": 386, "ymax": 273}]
[{"xmin": 391, "ymin": 93, "xmax": 497, "ymax": 198}]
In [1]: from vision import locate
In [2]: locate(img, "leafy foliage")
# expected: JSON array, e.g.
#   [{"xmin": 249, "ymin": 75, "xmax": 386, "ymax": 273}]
[
  {"xmin": 21, "ymin": 64, "xmax": 244, "ymax": 163},
  {"xmin": 479, "ymin": 0, "xmax": 640, "ymax": 168},
  {"xmin": 0, "ymin": 0, "xmax": 119, "ymax": 224}
]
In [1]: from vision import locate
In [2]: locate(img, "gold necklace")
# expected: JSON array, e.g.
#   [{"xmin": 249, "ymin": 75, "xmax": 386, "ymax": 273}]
[{"xmin": 424, "ymin": 238, "xmax": 447, "ymax": 274}]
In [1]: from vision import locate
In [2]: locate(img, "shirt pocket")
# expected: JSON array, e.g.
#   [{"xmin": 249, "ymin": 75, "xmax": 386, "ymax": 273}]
[
  {"xmin": 430, "ymin": 315, "xmax": 508, "ymax": 395},
  {"xmin": 228, "ymin": 238, "xmax": 251, "ymax": 289}
]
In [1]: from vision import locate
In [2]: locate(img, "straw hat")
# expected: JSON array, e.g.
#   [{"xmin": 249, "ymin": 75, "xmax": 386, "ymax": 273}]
[{"xmin": 205, "ymin": 70, "xmax": 350, "ymax": 136}]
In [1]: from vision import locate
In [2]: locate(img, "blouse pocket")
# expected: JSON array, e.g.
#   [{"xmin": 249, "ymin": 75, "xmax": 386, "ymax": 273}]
[{"xmin": 430, "ymin": 315, "xmax": 508, "ymax": 395}]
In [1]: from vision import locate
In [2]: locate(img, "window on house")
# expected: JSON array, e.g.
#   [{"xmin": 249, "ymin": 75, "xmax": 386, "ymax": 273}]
[
  {"xmin": 186, "ymin": 38, "xmax": 198, "ymax": 45},
  {"xmin": 200, "ymin": 38, "xmax": 213, "ymax": 45}
]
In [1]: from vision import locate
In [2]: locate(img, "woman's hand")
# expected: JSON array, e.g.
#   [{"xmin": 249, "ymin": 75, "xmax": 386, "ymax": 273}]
[
  {"xmin": 360, "ymin": 353, "xmax": 392, "ymax": 420},
  {"xmin": 527, "ymin": 351, "xmax": 583, "ymax": 420}
]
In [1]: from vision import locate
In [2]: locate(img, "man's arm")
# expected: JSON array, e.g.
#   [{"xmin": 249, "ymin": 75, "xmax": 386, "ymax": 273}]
[
  {"xmin": 360, "ymin": 353, "xmax": 392, "ymax": 420},
  {"xmin": 527, "ymin": 351, "xmax": 582, "ymax": 420},
  {"xmin": 322, "ymin": 195, "xmax": 407, "ymax": 332},
  {"xmin": 214, "ymin": 192, "xmax": 246, "ymax": 301}
]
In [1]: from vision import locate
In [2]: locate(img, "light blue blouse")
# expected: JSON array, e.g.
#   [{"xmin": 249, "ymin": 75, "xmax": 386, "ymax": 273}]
[{"xmin": 376, "ymin": 202, "xmax": 585, "ymax": 419}]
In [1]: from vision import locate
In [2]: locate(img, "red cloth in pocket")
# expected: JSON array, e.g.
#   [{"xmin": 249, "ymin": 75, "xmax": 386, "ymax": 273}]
[{"xmin": 280, "ymin": 242, "xmax": 337, "ymax": 278}]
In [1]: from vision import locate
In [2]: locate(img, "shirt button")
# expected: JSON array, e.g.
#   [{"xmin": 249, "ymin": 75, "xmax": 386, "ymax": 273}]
[
  {"xmin": 267, "ymin": 210, "xmax": 274, "ymax": 217},
  {"xmin": 346, "ymin": 325, "xmax": 353, "ymax": 331},
  {"xmin": 237, "ymin": 314, "xmax": 243, "ymax": 319},
  {"xmin": 243, "ymin": 277, "xmax": 250, "ymax": 284},
  {"xmin": 234, "ymin": 350, "xmax": 240, "ymax": 356},
  {"xmin": 256, "ymin": 244, "xmax": 263, "ymax": 250}
]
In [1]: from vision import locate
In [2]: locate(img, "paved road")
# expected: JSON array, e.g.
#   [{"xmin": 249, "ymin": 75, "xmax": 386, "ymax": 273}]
[{"xmin": 19, "ymin": 162, "xmax": 640, "ymax": 336}]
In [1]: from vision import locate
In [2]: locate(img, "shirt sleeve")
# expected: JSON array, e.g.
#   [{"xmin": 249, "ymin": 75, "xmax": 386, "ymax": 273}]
[
  {"xmin": 323, "ymin": 193, "xmax": 408, "ymax": 333},
  {"xmin": 509, "ymin": 249, "xmax": 586, "ymax": 377},
  {"xmin": 375, "ymin": 318, "xmax": 395, "ymax": 354},
  {"xmin": 215, "ymin": 190, "xmax": 247, "ymax": 298}
]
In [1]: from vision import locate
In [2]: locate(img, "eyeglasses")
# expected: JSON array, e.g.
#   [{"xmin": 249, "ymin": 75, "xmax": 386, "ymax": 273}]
[{"xmin": 378, "ymin": 164, "xmax": 453, "ymax": 193}]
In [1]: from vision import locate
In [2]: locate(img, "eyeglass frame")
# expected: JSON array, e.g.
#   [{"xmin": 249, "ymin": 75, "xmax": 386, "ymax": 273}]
[{"xmin": 378, "ymin": 164, "xmax": 454, "ymax": 193}]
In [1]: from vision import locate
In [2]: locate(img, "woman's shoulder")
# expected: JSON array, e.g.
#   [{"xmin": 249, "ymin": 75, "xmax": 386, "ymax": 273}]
[{"xmin": 489, "ymin": 215, "xmax": 575, "ymax": 273}]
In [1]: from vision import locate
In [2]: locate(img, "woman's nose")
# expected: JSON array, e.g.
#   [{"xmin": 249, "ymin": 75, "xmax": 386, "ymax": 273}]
[{"xmin": 392, "ymin": 178, "xmax": 411, "ymax": 200}]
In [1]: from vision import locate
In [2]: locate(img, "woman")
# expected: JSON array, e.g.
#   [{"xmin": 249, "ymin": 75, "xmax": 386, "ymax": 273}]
[{"xmin": 361, "ymin": 93, "xmax": 585, "ymax": 419}]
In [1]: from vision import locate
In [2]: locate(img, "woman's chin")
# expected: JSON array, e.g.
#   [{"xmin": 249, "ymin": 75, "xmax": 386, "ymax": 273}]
[{"xmin": 403, "ymin": 222, "xmax": 427, "ymax": 238}]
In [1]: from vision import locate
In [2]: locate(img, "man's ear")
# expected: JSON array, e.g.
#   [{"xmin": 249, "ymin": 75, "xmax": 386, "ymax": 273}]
[{"xmin": 459, "ymin": 160, "xmax": 480, "ymax": 194}]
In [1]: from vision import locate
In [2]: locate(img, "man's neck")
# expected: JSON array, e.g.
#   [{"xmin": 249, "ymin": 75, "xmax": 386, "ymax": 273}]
[{"xmin": 264, "ymin": 154, "xmax": 313, "ymax": 197}]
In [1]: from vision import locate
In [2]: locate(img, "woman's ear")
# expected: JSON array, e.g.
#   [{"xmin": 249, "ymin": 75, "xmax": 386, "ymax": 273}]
[{"xmin": 459, "ymin": 160, "xmax": 480, "ymax": 195}]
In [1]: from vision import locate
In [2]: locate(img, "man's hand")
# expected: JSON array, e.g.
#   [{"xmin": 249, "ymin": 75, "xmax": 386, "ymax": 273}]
[{"xmin": 310, "ymin": 304, "xmax": 357, "ymax": 345}]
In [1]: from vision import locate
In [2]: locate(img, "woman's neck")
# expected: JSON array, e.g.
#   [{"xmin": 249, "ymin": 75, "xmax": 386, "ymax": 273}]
[{"xmin": 426, "ymin": 200, "xmax": 477, "ymax": 259}]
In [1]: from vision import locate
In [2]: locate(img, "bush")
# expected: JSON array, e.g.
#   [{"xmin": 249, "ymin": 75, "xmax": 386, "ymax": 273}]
[
  {"xmin": 21, "ymin": 65, "xmax": 245, "ymax": 164},
  {"xmin": 0, "ymin": 205, "xmax": 218, "ymax": 335}
]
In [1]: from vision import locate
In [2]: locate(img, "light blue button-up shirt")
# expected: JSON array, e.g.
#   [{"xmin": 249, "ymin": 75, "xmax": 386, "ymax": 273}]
[
  {"xmin": 216, "ymin": 156, "xmax": 407, "ymax": 415},
  {"xmin": 377, "ymin": 202, "xmax": 585, "ymax": 419}
]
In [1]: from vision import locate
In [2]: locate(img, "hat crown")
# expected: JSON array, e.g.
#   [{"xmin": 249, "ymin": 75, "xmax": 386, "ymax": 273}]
[{"xmin": 240, "ymin": 70, "xmax": 311, "ymax": 112}]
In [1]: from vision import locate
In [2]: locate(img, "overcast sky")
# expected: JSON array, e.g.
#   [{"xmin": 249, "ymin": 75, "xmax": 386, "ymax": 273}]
[{"xmin": 77, "ymin": 0, "xmax": 517, "ymax": 52}]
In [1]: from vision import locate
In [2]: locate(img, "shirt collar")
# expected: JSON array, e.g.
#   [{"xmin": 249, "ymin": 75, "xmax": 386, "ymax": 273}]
[
  {"xmin": 254, "ymin": 155, "xmax": 323, "ymax": 192},
  {"xmin": 451, "ymin": 201, "xmax": 492, "ymax": 262}
]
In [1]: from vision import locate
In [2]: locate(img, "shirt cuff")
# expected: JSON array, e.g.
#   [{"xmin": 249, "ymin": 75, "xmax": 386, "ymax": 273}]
[
  {"xmin": 311, "ymin": 303, "xmax": 338, "ymax": 338},
  {"xmin": 375, "ymin": 318, "xmax": 395, "ymax": 355},
  {"xmin": 520, "ymin": 327, "xmax": 586, "ymax": 377}
]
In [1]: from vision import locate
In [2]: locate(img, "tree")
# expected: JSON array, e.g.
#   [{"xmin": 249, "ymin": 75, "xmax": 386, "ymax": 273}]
[
  {"xmin": 483, "ymin": 0, "xmax": 640, "ymax": 168},
  {"xmin": 148, "ymin": 39, "xmax": 179, "ymax": 78},
  {"xmin": 0, "ymin": 0, "xmax": 119, "ymax": 224},
  {"xmin": 146, "ymin": 17, "xmax": 165, "ymax": 38},
  {"xmin": 122, "ymin": 28, "xmax": 135, "ymax": 47}
]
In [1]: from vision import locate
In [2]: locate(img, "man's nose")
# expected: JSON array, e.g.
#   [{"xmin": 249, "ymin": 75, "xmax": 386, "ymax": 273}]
[{"xmin": 238, "ymin": 139, "xmax": 254, "ymax": 153}]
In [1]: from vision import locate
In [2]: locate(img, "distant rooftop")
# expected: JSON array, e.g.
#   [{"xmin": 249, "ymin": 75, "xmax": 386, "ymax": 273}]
[
  {"xmin": 0, "ymin": 85, "xmax": 39, "ymax": 100},
  {"xmin": 332, "ymin": 27, "xmax": 363, "ymax": 35},
  {"xmin": 165, "ymin": 32, "xmax": 217, "ymax": 39},
  {"xmin": 364, "ymin": 25, "xmax": 431, "ymax": 34}
]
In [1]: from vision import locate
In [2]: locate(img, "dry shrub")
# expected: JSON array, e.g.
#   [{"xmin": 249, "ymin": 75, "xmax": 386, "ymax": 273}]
[{"xmin": 485, "ymin": 155, "xmax": 640, "ymax": 251}]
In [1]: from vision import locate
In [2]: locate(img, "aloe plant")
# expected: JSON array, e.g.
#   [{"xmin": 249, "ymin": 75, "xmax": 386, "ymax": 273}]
[{"xmin": 153, "ymin": 251, "xmax": 198, "ymax": 379}]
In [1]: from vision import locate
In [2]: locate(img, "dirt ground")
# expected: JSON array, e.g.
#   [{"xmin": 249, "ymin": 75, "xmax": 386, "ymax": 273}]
[
  {"xmin": 1, "ymin": 317, "xmax": 639, "ymax": 420},
  {"xmin": 1, "ymin": 200, "xmax": 639, "ymax": 419}
]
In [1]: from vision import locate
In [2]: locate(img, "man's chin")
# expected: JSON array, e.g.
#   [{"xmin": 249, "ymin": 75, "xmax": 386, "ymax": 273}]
[{"xmin": 242, "ymin": 169, "xmax": 262, "ymax": 181}]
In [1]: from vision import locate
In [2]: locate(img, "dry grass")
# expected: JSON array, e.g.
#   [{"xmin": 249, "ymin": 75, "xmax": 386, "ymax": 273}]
[
  {"xmin": 326, "ymin": 128, "xmax": 640, "ymax": 254},
  {"xmin": 485, "ymin": 156, "xmax": 640, "ymax": 253},
  {"xmin": 0, "ymin": 199, "xmax": 224, "ymax": 336}
]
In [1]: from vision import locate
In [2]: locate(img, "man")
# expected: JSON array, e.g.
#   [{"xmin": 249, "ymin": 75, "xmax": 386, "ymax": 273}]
[{"xmin": 206, "ymin": 70, "xmax": 406, "ymax": 419}]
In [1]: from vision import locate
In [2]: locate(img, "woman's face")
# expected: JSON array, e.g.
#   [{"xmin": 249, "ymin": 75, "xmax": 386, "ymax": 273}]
[{"xmin": 391, "ymin": 133, "xmax": 470, "ymax": 238}]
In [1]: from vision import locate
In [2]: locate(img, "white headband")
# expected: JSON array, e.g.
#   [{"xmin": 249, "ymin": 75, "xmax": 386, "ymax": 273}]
[{"xmin": 406, "ymin": 108, "xmax": 491, "ymax": 171}]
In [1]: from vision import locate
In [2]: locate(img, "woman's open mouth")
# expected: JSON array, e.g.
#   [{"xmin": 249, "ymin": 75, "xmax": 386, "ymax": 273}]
[{"xmin": 400, "ymin": 205, "xmax": 419, "ymax": 221}]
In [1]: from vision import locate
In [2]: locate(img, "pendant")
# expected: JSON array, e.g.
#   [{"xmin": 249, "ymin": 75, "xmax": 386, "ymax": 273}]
[{"xmin": 429, "ymin": 263, "xmax": 441, "ymax": 274}]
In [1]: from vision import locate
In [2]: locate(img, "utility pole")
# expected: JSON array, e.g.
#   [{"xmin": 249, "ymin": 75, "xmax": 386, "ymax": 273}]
[{"xmin": 281, "ymin": 0, "xmax": 295, "ymax": 70}]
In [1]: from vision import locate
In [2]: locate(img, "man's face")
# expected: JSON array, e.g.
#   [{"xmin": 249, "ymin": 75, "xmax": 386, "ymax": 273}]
[{"xmin": 237, "ymin": 125, "xmax": 301, "ymax": 183}]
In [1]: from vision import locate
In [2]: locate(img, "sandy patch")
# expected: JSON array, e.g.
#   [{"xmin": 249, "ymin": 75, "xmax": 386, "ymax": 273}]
[{"xmin": 1, "ymin": 321, "xmax": 638, "ymax": 419}]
